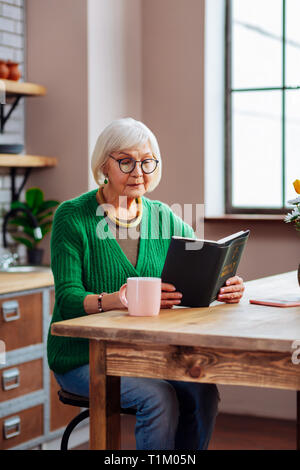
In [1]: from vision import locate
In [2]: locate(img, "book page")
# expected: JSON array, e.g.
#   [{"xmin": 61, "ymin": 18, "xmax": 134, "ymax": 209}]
[
  {"xmin": 217, "ymin": 231, "xmax": 246, "ymax": 244},
  {"xmin": 172, "ymin": 230, "xmax": 248, "ymax": 245}
]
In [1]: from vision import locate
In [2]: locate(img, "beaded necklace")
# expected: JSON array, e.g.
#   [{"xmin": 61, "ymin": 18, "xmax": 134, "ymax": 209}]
[{"xmin": 97, "ymin": 185, "xmax": 143, "ymax": 228}]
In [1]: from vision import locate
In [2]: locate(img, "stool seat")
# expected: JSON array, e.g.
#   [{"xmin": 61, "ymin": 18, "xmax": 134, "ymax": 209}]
[
  {"xmin": 58, "ymin": 388, "xmax": 136, "ymax": 415},
  {"xmin": 58, "ymin": 389, "xmax": 89, "ymax": 408}
]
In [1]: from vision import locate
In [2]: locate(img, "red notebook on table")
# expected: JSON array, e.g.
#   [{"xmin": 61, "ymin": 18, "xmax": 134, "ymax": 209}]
[{"xmin": 249, "ymin": 297, "xmax": 300, "ymax": 308}]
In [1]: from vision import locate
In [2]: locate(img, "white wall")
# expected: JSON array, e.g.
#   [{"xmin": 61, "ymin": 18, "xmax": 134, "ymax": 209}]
[{"xmin": 204, "ymin": 0, "xmax": 226, "ymax": 216}]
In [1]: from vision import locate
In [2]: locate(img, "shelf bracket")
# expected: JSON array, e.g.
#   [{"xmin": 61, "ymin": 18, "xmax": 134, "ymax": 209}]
[
  {"xmin": 10, "ymin": 167, "xmax": 32, "ymax": 202},
  {"xmin": 0, "ymin": 96, "xmax": 22, "ymax": 133}
]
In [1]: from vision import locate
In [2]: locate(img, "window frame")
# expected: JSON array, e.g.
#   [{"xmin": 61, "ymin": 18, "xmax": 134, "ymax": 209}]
[{"xmin": 225, "ymin": 0, "xmax": 299, "ymax": 215}]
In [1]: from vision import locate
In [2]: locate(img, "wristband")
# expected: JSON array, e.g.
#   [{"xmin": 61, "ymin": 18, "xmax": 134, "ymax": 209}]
[{"xmin": 97, "ymin": 292, "xmax": 107, "ymax": 313}]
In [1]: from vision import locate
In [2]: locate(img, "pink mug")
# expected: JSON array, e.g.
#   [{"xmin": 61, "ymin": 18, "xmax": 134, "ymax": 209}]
[{"xmin": 119, "ymin": 277, "xmax": 162, "ymax": 316}]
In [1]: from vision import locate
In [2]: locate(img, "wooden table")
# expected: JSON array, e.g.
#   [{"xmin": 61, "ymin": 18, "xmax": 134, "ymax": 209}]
[{"xmin": 51, "ymin": 271, "xmax": 300, "ymax": 450}]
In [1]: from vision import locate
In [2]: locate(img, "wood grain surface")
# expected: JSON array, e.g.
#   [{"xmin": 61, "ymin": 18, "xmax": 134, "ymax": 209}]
[
  {"xmin": 89, "ymin": 341, "xmax": 121, "ymax": 450},
  {"xmin": 52, "ymin": 271, "xmax": 300, "ymax": 353},
  {"xmin": 103, "ymin": 341, "xmax": 300, "ymax": 390},
  {"xmin": 2, "ymin": 79, "xmax": 46, "ymax": 96},
  {"xmin": 0, "ymin": 154, "xmax": 57, "ymax": 168},
  {"xmin": 0, "ymin": 270, "xmax": 54, "ymax": 294}
]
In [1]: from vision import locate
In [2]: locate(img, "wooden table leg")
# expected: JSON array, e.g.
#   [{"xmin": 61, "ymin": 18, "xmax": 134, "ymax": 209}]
[
  {"xmin": 89, "ymin": 339, "xmax": 121, "ymax": 450},
  {"xmin": 297, "ymin": 391, "xmax": 300, "ymax": 451}
]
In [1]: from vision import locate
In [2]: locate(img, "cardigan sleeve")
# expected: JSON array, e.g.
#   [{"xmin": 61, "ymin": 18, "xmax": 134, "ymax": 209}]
[{"xmin": 50, "ymin": 201, "xmax": 94, "ymax": 319}]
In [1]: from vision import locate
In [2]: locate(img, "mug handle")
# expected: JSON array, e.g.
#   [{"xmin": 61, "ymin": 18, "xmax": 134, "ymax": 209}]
[{"xmin": 119, "ymin": 283, "xmax": 128, "ymax": 307}]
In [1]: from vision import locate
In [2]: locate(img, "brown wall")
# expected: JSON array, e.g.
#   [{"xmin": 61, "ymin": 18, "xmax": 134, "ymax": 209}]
[
  {"xmin": 203, "ymin": 220, "xmax": 299, "ymax": 281},
  {"xmin": 25, "ymin": 0, "xmax": 89, "ymax": 263},
  {"xmin": 142, "ymin": 0, "xmax": 205, "ymax": 208}
]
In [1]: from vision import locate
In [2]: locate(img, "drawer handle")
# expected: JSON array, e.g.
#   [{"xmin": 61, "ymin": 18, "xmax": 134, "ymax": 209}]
[
  {"xmin": 2, "ymin": 300, "xmax": 20, "ymax": 322},
  {"xmin": 2, "ymin": 368, "xmax": 20, "ymax": 391},
  {"xmin": 3, "ymin": 416, "xmax": 21, "ymax": 439}
]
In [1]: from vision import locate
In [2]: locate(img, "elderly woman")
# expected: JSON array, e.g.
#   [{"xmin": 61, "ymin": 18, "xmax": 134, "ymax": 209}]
[{"xmin": 47, "ymin": 117, "xmax": 245, "ymax": 450}]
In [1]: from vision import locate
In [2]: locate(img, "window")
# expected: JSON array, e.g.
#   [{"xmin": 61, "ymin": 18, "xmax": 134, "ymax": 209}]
[{"xmin": 225, "ymin": 0, "xmax": 300, "ymax": 214}]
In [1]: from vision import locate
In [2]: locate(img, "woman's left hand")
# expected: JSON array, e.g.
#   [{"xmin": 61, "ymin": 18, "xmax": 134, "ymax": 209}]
[{"xmin": 217, "ymin": 275, "xmax": 245, "ymax": 303}]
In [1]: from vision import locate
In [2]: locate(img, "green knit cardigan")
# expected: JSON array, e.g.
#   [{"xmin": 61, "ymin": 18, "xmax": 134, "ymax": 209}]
[{"xmin": 47, "ymin": 189, "xmax": 195, "ymax": 374}]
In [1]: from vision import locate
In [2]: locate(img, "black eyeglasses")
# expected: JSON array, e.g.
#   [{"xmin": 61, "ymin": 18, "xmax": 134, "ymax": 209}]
[{"xmin": 109, "ymin": 155, "xmax": 159, "ymax": 174}]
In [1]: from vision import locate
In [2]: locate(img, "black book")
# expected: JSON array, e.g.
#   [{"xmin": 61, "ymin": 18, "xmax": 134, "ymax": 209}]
[{"xmin": 161, "ymin": 229, "xmax": 250, "ymax": 307}]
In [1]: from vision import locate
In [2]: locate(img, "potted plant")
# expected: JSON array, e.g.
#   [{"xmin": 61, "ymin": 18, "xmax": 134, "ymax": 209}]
[
  {"xmin": 284, "ymin": 179, "xmax": 300, "ymax": 286},
  {"xmin": 7, "ymin": 187, "xmax": 60, "ymax": 265}
]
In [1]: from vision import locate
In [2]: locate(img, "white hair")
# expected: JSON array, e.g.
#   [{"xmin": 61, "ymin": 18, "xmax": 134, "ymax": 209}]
[{"xmin": 91, "ymin": 117, "xmax": 162, "ymax": 192}]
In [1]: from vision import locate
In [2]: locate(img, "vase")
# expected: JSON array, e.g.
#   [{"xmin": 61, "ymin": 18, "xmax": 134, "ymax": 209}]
[
  {"xmin": 0, "ymin": 60, "xmax": 9, "ymax": 79},
  {"xmin": 6, "ymin": 60, "xmax": 21, "ymax": 81},
  {"xmin": 27, "ymin": 248, "xmax": 44, "ymax": 266}
]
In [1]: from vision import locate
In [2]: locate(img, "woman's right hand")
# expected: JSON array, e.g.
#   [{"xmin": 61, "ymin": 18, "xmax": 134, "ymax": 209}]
[{"xmin": 161, "ymin": 283, "xmax": 183, "ymax": 309}]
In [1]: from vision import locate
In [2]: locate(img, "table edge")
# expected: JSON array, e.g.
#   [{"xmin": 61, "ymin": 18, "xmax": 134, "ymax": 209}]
[{"xmin": 51, "ymin": 322, "xmax": 297, "ymax": 353}]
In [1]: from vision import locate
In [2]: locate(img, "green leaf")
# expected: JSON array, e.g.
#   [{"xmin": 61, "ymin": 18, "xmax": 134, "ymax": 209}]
[
  {"xmin": 10, "ymin": 200, "xmax": 30, "ymax": 212},
  {"xmin": 26, "ymin": 187, "xmax": 44, "ymax": 211},
  {"xmin": 41, "ymin": 226, "xmax": 52, "ymax": 237},
  {"xmin": 23, "ymin": 226, "xmax": 35, "ymax": 239},
  {"xmin": 11, "ymin": 235, "xmax": 34, "ymax": 250},
  {"xmin": 41, "ymin": 221, "xmax": 52, "ymax": 229},
  {"xmin": 37, "ymin": 211, "xmax": 53, "ymax": 222},
  {"xmin": 38, "ymin": 219, "xmax": 53, "ymax": 227},
  {"xmin": 6, "ymin": 216, "xmax": 32, "ymax": 229},
  {"xmin": 37, "ymin": 200, "xmax": 60, "ymax": 213},
  {"xmin": 23, "ymin": 222, "xmax": 53, "ymax": 240}
]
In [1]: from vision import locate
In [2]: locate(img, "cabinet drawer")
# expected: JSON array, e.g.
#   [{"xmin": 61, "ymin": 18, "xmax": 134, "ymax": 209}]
[
  {"xmin": 0, "ymin": 359, "xmax": 43, "ymax": 402},
  {"xmin": 0, "ymin": 293, "xmax": 43, "ymax": 351},
  {"xmin": 0, "ymin": 404, "xmax": 43, "ymax": 449}
]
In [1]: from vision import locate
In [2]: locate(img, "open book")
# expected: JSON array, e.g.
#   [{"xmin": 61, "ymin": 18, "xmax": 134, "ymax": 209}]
[{"xmin": 161, "ymin": 230, "xmax": 250, "ymax": 307}]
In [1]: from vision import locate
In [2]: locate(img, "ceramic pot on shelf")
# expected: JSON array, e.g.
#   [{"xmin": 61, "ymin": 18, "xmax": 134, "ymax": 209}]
[
  {"xmin": 0, "ymin": 60, "xmax": 9, "ymax": 79},
  {"xmin": 6, "ymin": 60, "xmax": 21, "ymax": 81}
]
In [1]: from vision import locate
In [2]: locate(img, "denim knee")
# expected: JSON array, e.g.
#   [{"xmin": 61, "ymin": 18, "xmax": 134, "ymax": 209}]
[
  {"xmin": 138, "ymin": 380, "xmax": 179, "ymax": 422},
  {"xmin": 208, "ymin": 384, "xmax": 221, "ymax": 416},
  {"xmin": 125, "ymin": 378, "xmax": 180, "ymax": 450}
]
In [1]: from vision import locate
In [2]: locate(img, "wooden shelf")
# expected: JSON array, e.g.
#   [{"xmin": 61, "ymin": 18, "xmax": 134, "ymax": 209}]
[
  {"xmin": 0, "ymin": 154, "xmax": 57, "ymax": 168},
  {"xmin": 1, "ymin": 79, "xmax": 47, "ymax": 97},
  {"xmin": 0, "ymin": 154, "xmax": 57, "ymax": 201},
  {"xmin": 1, "ymin": 80, "xmax": 47, "ymax": 133}
]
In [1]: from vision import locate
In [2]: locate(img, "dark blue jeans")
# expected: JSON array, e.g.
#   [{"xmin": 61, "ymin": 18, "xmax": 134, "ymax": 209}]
[{"xmin": 55, "ymin": 364, "xmax": 220, "ymax": 450}]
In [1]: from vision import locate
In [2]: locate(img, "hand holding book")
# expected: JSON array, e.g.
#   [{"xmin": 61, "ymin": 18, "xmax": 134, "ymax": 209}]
[
  {"xmin": 160, "ymin": 282, "xmax": 183, "ymax": 308},
  {"xmin": 217, "ymin": 275, "xmax": 245, "ymax": 303}
]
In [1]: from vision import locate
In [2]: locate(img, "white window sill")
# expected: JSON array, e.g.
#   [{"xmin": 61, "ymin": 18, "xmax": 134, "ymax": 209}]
[{"xmin": 204, "ymin": 214, "xmax": 286, "ymax": 222}]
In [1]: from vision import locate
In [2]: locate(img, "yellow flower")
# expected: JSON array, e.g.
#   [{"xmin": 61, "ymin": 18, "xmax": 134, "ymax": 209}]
[{"xmin": 293, "ymin": 179, "xmax": 300, "ymax": 194}]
